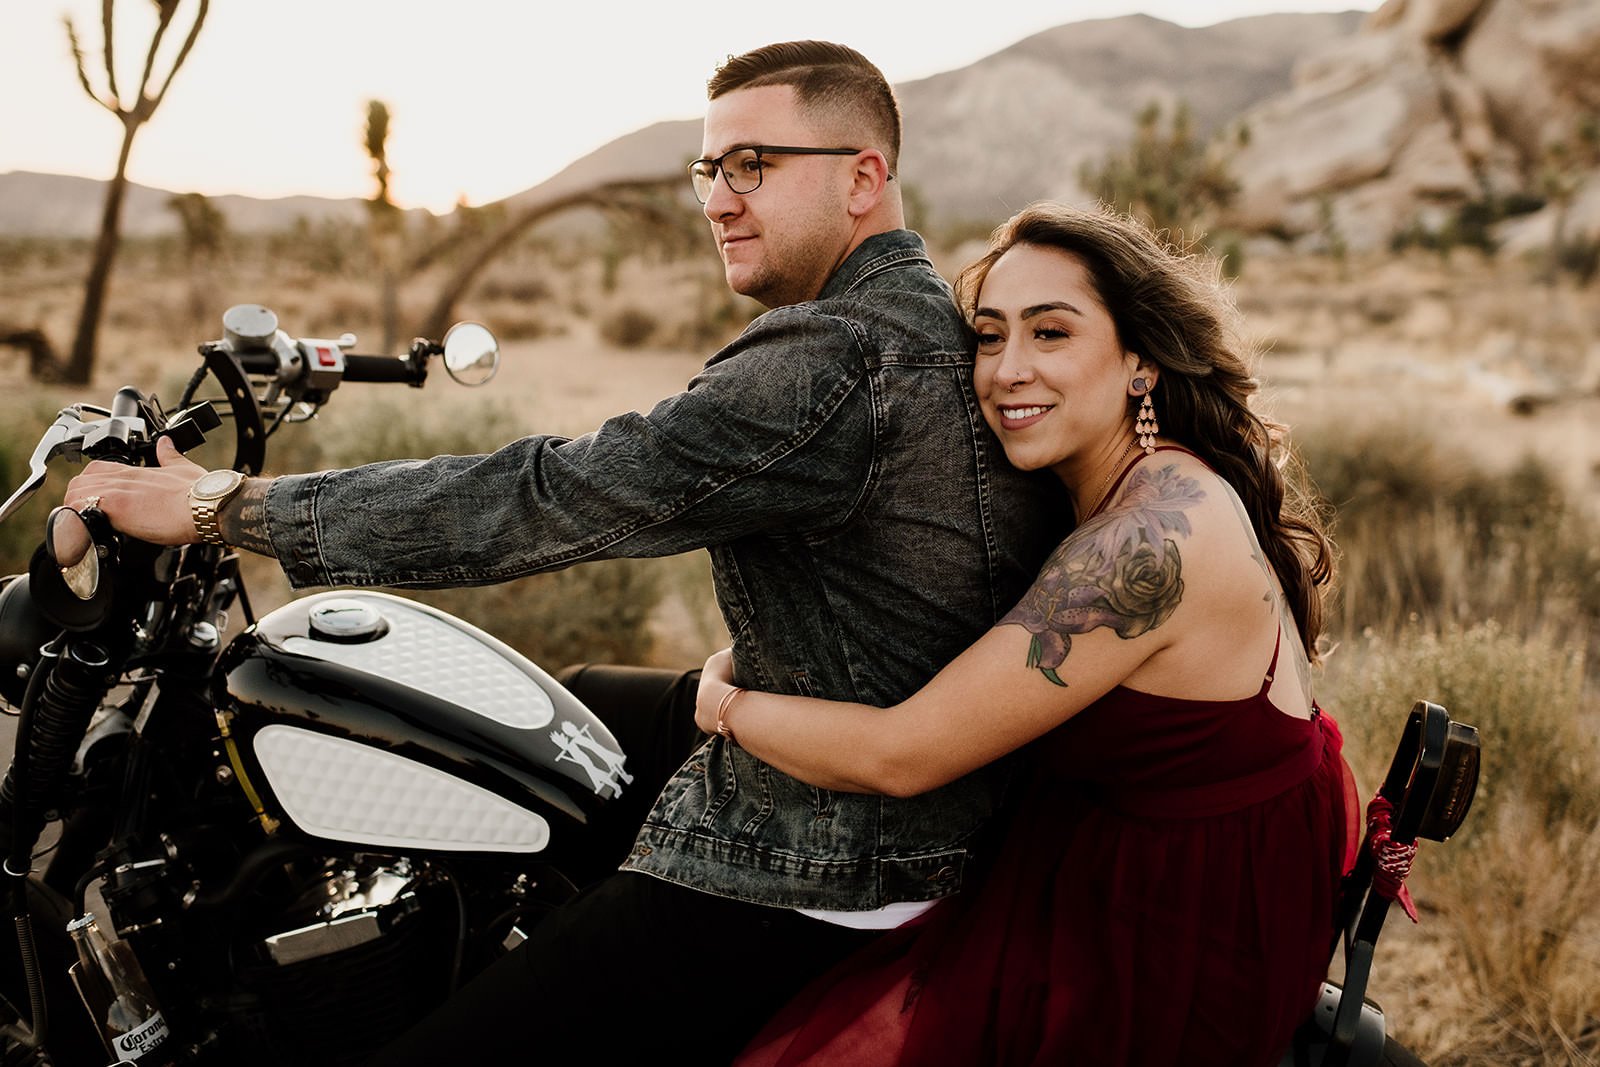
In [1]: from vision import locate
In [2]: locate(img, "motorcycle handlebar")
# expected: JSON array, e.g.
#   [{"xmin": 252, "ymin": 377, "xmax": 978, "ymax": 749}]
[
  {"xmin": 230, "ymin": 350, "xmax": 418, "ymax": 385},
  {"xmin": 341, "ymin": 354, "xmax": 420, "ymax": 385}
]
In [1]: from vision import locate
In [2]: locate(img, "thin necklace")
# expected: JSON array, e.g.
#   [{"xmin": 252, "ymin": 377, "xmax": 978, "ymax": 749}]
[{"xmin": 1081, "ymin": 436, "xmax": 1139, "ymax": 519}]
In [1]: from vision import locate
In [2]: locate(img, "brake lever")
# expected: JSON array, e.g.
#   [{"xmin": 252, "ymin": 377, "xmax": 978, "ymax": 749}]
[{"xmin": 0, "ymin": 410, "xmax": 85, "ymax": 524}]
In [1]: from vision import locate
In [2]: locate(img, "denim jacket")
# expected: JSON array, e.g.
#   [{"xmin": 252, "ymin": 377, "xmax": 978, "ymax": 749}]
[{"xmin": 263, "ymin": 230, "xmax": 1066, "ymax": 910}]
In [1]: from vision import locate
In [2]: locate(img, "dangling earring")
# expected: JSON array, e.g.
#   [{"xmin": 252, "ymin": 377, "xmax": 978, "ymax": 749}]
[{"xmin": 1134, "ymin": 382, "xmax": 1160, "ymax": 455}]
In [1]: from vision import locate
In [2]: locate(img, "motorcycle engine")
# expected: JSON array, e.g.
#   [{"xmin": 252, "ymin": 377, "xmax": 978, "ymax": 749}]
[{"xmin": 237, "ymin": 857, "xmax": 455, "ymax": 1066}]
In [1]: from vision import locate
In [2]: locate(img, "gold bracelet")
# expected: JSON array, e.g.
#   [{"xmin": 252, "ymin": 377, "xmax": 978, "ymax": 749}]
[{"xmin": 715, "ymin": 687, "xmax": 745, "ymax": 744}]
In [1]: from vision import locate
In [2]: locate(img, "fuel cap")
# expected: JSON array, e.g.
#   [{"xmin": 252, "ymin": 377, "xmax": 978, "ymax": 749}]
[{"xmin": 307, "ymin": 597, "xmax": 389, "ymax": 642}]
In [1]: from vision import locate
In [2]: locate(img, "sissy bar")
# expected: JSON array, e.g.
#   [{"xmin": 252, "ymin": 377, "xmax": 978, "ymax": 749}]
[{"xmin": 1285, "ymin": 699, "xmax": 1481, "ymax": 1067}]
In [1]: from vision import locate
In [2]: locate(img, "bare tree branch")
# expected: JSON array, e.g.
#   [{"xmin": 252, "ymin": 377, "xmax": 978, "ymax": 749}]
[
  {"xmin": 60, "ymin": 0, "xmax": 210, "ymax": 384},
  {"xmin": 65, "ymin": 16, "xmax": 116, "ymax": 116},
  {"xmin": 146, "ymin": 0, "xmax": 207, "ymax": 114},
  {"xmin": 416, "ymin": 176, "xmax": 684, "ymax": 339},
  {"xmin": 132, "ymin": 0, "xmax": 178, "ymax": 121},
  {"xmin": 100, "ymin": 0, "xmax": 118, "ymax": 101}
]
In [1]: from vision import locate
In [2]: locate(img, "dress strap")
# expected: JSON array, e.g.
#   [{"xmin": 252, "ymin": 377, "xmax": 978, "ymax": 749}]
[{"xmin": 1260, "ymin": 626, "xmax": 1283, "ymax": 695}]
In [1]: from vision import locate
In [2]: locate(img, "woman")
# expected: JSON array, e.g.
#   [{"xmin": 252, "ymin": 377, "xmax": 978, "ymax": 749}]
[{"xmin": 694, "ymin": 203, "xmax": 1356, "ymax": 1066}]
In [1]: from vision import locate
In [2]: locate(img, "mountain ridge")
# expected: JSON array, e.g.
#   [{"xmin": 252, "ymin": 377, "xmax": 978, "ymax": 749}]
[{"xmin": 1, "ymin": 10, "xmax": 1364, "ymax": 239}]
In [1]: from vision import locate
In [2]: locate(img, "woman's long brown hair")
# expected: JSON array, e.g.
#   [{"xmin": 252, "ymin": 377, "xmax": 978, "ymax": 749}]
[{"xmin": 956, "ymin": 203, "xmax": 1336, "ymax": 657}]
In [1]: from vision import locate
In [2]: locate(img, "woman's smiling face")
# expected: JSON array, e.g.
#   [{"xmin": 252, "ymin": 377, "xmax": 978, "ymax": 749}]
[{"xmin": 971, "ymin": 243, "xmax": 1145, "ymax": 484}]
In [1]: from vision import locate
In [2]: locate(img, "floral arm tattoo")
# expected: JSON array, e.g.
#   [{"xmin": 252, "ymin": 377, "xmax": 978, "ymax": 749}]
[
  {"xmin": 217, "ymin": 478, "xmax": 276, "ymax": 556},
  {"xmin": 1000, "ymin": 463, "xmax": 1204, "ymax": 687}
]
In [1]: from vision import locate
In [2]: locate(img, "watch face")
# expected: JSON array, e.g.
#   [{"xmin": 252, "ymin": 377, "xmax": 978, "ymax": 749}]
[{"xmin": 193, "ymin": 470, "xmax": 242, "ymax": 499}]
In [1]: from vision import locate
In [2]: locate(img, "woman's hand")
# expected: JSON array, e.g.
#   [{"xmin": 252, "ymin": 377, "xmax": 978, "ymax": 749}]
[{"xmin": 695, "ymin": 648, "xmax": 735, "ymax": 734}]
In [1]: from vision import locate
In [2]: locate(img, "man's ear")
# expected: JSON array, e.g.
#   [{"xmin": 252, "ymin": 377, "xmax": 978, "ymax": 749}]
[{"xmin": 846, "ymin": 150, "xmax": 893, "ymax": 218}]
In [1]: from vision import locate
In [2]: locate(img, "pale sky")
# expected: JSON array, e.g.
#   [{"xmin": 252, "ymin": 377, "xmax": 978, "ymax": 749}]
[{"xmin": 0, "ymin": 1, "xmax": 1382, "ymax": 213}]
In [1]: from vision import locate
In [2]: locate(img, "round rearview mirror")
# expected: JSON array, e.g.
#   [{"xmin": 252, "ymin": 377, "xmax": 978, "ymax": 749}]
[
  {"xmin": 46, "ymin": 506, "xmax": 98, "ymax": 600},
  {"xmin": 442, "ymin": 322, "xmax": 499, "ymax": 386}
]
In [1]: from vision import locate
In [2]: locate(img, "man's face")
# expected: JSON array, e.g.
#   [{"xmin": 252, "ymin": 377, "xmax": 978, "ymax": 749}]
[{"xmin": 700, "ymin": 85, "xmax": 858, "ymax": 308}]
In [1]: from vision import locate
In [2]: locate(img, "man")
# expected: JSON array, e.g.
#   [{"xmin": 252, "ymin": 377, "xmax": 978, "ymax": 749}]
[{"xmin": 68, "ymin": 41, "xmax": 1063, "ymax": 1061}]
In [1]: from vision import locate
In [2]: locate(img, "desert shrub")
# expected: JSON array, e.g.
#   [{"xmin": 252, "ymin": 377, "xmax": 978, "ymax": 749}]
[
  {"xmin": 1390, "ymin": 195, "xmax": 1545, "ymax": 258},
  {"xmin": 1081, "ymin": 100, "xmax": 1241, "ymax": 242},
  {"xmin": 598, "ymin": 306, "xmax": 658, "ymax": 349},
  {"xmin": 482, "ymin": 309, "xmax": 554, "ymax": 341},
  {"xmin": 406, "ymin": 558, "xmax": 662, "ymax": 669},
  {"xmin": 476, "ymin": 275, "xmax": 553, "ymax": 304},
  {"xmin": 1327, "ymin": 623, "xmax": 1599, "ymax": 1063},
  {"xmin": 1556, "ymin": 234, "xmax": 1600, "ymax": 285},
  {"xmin": 1295, "ymin": 424, "xmax": 1600, "ymax": 645}
]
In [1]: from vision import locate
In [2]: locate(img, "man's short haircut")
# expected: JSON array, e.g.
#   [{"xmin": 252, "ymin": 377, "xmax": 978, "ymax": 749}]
[{"xmin": 708, "ymin": 41, "xmax": 901, "ymax": 171}]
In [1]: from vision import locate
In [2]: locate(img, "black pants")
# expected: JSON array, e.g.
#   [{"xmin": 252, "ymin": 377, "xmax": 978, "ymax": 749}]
[
  {"xmin": 369, "ymin": 665, "xmax": 879, "ymax": 1065},
  {"xmin": 374, "ymin": 869, "xmax": 876, "ymax": 1065}
]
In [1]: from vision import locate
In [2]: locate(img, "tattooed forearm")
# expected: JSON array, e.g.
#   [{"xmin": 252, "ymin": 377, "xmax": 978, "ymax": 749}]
[
  {"xmin": 1000, "ymin": 463, "xmax": 1203, "ymax": 686},
  {"xmin": 217, "ymin": 478, "xmax": 276, "ymax": 557}
]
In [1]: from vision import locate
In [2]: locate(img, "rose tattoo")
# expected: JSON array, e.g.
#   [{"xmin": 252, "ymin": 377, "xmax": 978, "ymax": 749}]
[{"xmin": 1001, "ymin": 463, "xmax": 1203, "ymax": 686}]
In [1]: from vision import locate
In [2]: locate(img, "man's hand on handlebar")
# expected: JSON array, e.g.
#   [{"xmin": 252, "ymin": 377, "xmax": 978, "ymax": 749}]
[{"xmin": 65, "ymin": 436, "xmax": 209, "ymax": 546}]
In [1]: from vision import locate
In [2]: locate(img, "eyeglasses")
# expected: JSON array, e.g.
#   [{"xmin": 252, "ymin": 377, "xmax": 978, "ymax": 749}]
[{"xmin": 688, "ymin": 145, "xmax": 863, "ymax": 204}]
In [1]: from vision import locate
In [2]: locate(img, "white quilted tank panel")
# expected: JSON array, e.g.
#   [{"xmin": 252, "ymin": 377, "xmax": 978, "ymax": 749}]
[
  {"xmin": 281, "ymin": 598, "xmax": 554, "ymax": 730},
  {"xmin": 253, "ymin": 725, "xmax": 550, "ymax": 853}
]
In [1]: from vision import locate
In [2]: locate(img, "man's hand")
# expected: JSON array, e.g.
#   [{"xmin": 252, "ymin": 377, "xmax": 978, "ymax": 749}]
[
  {"xmin": 694, "ymin": 648, "xmax": 736, "ymax": 735},
  {"xmin": 64, "ymin": 436, "xmax": 205, "ymax": 546}
]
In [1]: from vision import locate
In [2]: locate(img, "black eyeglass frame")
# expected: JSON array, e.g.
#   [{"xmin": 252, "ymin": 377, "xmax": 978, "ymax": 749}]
[{"xmin": 688, "ymin": 145, "xmax": 879, "ymax": 204}]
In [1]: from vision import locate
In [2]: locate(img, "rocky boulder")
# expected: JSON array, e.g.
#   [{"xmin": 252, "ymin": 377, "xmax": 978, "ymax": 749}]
[{"xmin": 1224, "ymin": 0, "xmax": 1600, "ymax": 252}]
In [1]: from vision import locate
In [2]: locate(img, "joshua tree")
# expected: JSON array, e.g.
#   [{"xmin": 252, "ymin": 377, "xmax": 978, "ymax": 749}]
[
  {"xmin": 1081, "ymin": 101, "xmax": 1241, "ymax": 244},
  {"xmin": 365, "ymin": 99, "xmax": 403, "ymax": 351},
  {"xmin": 166, "ymin": 191, "xmax": 226, "ymax": 267},
  {"xmin": 57, "ymin": 0, "xmax": 209, "ymax": 384}
]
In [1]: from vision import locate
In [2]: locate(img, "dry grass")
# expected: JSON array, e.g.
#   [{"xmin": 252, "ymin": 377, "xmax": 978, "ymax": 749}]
[{"xmin": 1326, "ymin": 623, "xmax": 1600, "ymax": 1064}]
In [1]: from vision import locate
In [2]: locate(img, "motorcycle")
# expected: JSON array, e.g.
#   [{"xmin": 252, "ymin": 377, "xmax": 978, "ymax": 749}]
[
  {"xmin": 0, "ymin": 306, "xmax": 636, "ymax": 1065},
  {"xmin": 0, "ymin": 305, "xmax": 1480, "ymax": 1066}
]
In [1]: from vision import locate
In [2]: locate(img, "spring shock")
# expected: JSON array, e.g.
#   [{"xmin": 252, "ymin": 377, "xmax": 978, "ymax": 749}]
[{"xmin": 2, "ymin": 637, "xmax": 113, "ymax": 855}]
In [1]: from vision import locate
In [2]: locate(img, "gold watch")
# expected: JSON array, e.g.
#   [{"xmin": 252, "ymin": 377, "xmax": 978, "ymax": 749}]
[{"xmin": 189, "ymin": 469, "xmax": 248, "ymax": 546}]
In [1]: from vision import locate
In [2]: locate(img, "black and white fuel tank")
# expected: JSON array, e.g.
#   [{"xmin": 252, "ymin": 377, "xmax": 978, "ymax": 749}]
[{"xmin": 217, "ymin": 591, "xmax": 631, "ymax": 859}]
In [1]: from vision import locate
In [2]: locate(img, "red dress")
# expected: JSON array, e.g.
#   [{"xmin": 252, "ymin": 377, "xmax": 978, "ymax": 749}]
[{"xmin": 738, "ymin": 636, "xmax": 1359, "ymax": 1066}]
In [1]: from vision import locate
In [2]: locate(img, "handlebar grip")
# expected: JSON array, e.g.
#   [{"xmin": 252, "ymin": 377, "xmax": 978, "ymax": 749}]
[
  {"xmin": 342, "ymin": 354, "xmax": 419, "ymax": 384},
  {"xmin": 109, "ymin": 387, "xmax": 143, "ymax": 419}
]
